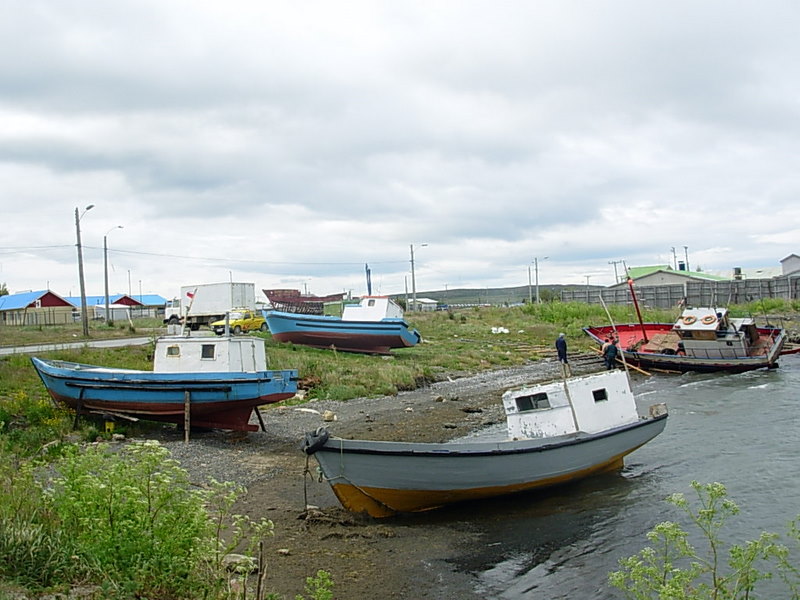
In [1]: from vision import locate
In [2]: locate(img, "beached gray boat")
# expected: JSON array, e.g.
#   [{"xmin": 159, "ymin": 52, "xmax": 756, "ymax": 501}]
[{"xmin": 302, "ymin": 369, "xmax": 668, "ymax": 517}]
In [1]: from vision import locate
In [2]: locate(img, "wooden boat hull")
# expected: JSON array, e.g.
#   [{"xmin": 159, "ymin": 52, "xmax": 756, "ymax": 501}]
[
  {"xmin": 264, "ymin": 310, "xmax": 421, "ymax": 354},
  {"xmin": 584, "ymin": 323, "xmax": 785, "ymax": 373},
  {"xmin": 31, "ymin": 357, "xmax": 298, "ymax": 431},
  {"xmin": 304, "ymin": 414, "xmax": 667, "ymax": 517}
]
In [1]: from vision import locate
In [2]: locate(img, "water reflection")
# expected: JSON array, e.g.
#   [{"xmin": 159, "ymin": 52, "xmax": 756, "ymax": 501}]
[{"xmin": 432, "ymin": 355, "xmax": 800, "ymax": 599}]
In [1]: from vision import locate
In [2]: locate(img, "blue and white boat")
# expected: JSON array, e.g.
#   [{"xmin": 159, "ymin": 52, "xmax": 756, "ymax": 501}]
[
  {"xmin": 264, "ymin": 296, "xmax": 421, "ymax": 355},
  {"xmin": 31, "ymin": 335, "xmax": 298, "ymax": 431}
]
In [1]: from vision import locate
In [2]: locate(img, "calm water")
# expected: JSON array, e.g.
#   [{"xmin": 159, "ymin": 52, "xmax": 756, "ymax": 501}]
[{"xmin": 415, "ymin": 353, "xmax": 800, "ymax": 599}]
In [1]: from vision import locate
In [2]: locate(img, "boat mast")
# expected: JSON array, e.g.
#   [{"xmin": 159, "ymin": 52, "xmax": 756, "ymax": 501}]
[{"xmin": 627, "ymin": 278, "xmax": 649, "ymax": 343}]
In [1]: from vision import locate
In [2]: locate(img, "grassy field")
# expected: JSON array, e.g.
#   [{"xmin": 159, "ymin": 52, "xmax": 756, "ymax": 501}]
[{"xmin": 2, "ymin": 298, "xmax": 796, "ymax": 451}]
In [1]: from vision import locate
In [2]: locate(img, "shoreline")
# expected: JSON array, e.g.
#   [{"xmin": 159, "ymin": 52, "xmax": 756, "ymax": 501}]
[{"xmin": 149, "ymin": 357, "xmax": 603, "ymax": 599}]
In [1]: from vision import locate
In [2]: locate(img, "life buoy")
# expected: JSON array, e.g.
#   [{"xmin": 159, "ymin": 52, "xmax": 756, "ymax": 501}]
[
  {"xmin": 682, "ymin": 315, "xmax": 697, "ymax": 325},
  {"xmin": 701, "ymin": 315, "xmax": 717, "ymax": 325},
  {"xmin": 301, "ymin": 427, "xmax": 330, "ymax": 455}
]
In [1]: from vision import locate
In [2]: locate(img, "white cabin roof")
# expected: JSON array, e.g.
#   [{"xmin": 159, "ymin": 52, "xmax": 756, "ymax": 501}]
[
  {"xmin": 503, "ymin": 370, "xmax": 640, "ymax": 440},
  {"xmin": 153, "ymin": 335, "xmax": 267, "ymax": 373},
  {"xmin": 673, "ymin": 307, "xmax": 727, "ymax": 332},
  {"xmin": 342, "ymin": 296, "xmax": 405, "ymax": 321}
]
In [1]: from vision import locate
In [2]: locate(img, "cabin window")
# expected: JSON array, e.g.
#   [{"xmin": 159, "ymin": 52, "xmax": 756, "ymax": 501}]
[
  {"xmin": 165, "ymin": 345, "xmax": 180, "ymax": 357},
  {"xmin": 515, "ymin": 392, "xmax": 550, "ymax": 412},
  {"xmin": 201, "ymin": 344, "xmax": 216, "ymax": 359},
  {"xmin": 592, "ymin": 388, "xmax": 609, "ymax": 403},
  {"xmin": 368, "ymin": 299, "xmax": 375, "ymax": 307}
]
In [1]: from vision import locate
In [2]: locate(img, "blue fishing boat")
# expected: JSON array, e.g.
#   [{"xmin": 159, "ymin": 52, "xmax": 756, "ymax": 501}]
[
  {"xmin": 264, "ymin": 296, "xmax": 421, "ymax": 355},
  {"xmin": 31, "ymin": 335, "xmax": 298, "ymax": 431}
]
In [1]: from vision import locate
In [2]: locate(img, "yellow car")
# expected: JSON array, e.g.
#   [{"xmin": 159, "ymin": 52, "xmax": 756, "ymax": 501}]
[{"xmin": 211, "ymin": 309, "xmax": 267, "ymax": 335}]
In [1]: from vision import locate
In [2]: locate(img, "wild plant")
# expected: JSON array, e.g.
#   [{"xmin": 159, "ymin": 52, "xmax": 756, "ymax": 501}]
[{"xmin": 609, "ymin": 481, "xmax": 800, "ymax": 599}]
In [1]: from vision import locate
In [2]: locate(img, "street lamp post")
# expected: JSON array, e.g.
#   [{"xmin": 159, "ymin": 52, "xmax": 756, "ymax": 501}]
[
  {"xmin": 534, "ymin": 257, "xmax": 548, "ymax": 303},
  {"xmin": 410, "ymin": 243, "xmax": 427, "ymax": 311},
  {"xmin": 75, "ymin": 204, "xmax": 95, "ymax": 337},
  {"xmin": 527, "ymin": 265, "xmax": 533, "ymax": 304},
  {"xmin": 104, "ymin": 225, "xmax": 123, "ymax": 326}
]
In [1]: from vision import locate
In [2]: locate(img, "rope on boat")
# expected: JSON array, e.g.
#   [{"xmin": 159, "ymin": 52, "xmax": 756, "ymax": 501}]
[{"xmin": 301, "ymin": 429, "xmax": 399, "ymax": 515}]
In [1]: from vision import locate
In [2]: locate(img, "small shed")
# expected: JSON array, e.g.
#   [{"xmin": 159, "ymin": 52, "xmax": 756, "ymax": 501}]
[
  {"xmin": 409, "ymin": 297, "xmax": 438, "ymax": 312},
  {"xmin": 608, "ymin": 266, "xmax": 728, "ymax": 289},
  {"xmin": 781, "ymin": 254, "xmax": 800, "ymax": 276}
]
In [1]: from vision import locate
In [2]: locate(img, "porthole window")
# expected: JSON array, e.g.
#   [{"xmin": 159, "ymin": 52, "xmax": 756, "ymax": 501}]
[
  {"xmin": 166, "ymin": 345, "xmax": 180, "ymax": 357},
  {"xmin": 201, "ymin": 344, "xmax": 215, "ymax": 359}
]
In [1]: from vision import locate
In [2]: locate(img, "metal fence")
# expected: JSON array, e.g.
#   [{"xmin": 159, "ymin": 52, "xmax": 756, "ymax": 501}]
[
  {"xmin": 0, "ymin": 308, "xmax": 75, "ymax": 326},
  {"xmin": 560, "ymin": 276, "xmax": 800, "ymax": 308}
]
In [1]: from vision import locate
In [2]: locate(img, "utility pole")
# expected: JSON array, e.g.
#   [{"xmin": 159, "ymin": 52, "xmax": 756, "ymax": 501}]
[
  {"xmin": 410, "ymin": 243, "xmax": 427, "ymax": 311},
  {"xmin": 104, "ymin": 225, "xmax": 123, "ymax": 326},
  {"xmin": 534, "ymin": 257, "xmax": 548, "ymax": 303},
  {"xmin": 527, "ymin": 265, "xmax": 532, "ymax": 303},
  {"xmin": 683, "ymin": 246, "xmax": 690, "ymax": 272},
  {"xmin": 670, "ymin": 247, "xmax": 677, "ymax": 270},
  {"xmin": 608, "ymin": 259, "xmax": 624, "ymax": 283},
  {"xmin": 75, "ymin": 204, "xmax": 94, "ymax": 337}
]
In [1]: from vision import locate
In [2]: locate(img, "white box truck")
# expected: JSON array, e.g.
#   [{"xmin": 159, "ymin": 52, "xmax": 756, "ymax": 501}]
[{"xmin": 163, "ymin": 282, "xmax": 256, "ymax": 330}]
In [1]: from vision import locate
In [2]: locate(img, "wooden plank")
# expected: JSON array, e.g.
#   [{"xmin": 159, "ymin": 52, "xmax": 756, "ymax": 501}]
[{"xmin": 184, "ymin": 391, "xmax": 190, "ymax": 443}]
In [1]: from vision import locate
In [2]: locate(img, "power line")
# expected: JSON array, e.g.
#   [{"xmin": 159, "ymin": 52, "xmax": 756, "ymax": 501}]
[
  {"xmin": 0, "ymin": 244, "xmax": 409, "ymax": 267},
  {"xmin": 99, "ymin": 247, "xmax": 408, "ymax": 266}
]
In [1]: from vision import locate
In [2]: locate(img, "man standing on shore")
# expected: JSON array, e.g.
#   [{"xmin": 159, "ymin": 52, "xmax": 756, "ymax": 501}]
[
  {"xmin": 604, "ymin": 338, "xmax": 619, "ymax": 369},
  {"xmin": 556, "ymin": 333, "xmax": 571, "ymax": 376}
]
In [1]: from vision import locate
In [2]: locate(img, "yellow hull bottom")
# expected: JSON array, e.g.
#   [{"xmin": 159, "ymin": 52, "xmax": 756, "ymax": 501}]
[{"xmin": 329, "ymin": 457, "xmax": 625, "ymax": 518}]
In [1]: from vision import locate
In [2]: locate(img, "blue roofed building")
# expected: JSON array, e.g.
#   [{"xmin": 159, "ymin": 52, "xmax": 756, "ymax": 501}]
[{"xmin": 0, "ymin": 290, "xmax": 76, "ymax": 326}]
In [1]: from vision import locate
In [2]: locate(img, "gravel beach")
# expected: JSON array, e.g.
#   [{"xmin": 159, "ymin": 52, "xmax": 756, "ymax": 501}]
[{"xmin": 136, "ymin": 355, "xmax": 604, "ymax": 599}]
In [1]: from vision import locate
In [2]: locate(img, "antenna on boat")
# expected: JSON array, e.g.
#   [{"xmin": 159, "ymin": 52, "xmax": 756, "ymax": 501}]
[
  {"xmin": 626, "ymin": 278, "xmax": 649, "ymax": 343},
  {"xmin": 599, "ymin": 292, "xmax": 633, "ymax": 379},
  {"xmin": 181, "ymin": 288, "xmax": 198, "ymax": 336},
  {"xmin": 558, "ymin": 362, "xmax": 580, "ymax": 431}
]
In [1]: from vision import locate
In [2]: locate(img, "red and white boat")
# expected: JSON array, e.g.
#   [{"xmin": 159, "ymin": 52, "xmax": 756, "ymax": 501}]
[{"xmin": 585, "ymin": 280, "xmax": 785, "ymax": 373}]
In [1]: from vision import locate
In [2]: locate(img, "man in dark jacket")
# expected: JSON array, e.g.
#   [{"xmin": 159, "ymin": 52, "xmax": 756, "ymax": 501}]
[
  {"xmin": 603, "ymin": 339, "xmax": 619, "ymax": 369},
  {"xmin": 556, "ymin": 333, "xmax": 571, "ymax": 375}
]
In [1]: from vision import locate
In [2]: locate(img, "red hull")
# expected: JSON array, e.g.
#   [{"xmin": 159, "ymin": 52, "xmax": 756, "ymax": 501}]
[
  {"xmin": 273, "ymin": 331, "xmax": 406, "ymax": 355},
  {"xmin": 584, "ymin": 323, "xmax": 784, "ymax": 373},
  {"xmin": 48, "ymin": 390, "xmax": 296, "ymax": 431}
]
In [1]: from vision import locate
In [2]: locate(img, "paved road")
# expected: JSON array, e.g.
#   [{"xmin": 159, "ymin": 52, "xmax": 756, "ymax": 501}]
[{"xmin": 0, "ymin": 337, "xmax": 153, "ymax": 356}]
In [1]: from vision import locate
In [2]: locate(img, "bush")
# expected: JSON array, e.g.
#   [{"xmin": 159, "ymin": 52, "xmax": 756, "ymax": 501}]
[
  {"xmin": 0, "ymin": 440, "xmax": 286, "ymax": 598},
  {"xmin": 609, "ymin": 481, "xmax": 800, "ymax": 599}
]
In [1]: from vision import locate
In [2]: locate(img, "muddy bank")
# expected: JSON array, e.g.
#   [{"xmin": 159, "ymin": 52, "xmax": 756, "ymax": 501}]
[{"xmin": 151, "ymin": 355, "xmax": 603, "ymax": 599}]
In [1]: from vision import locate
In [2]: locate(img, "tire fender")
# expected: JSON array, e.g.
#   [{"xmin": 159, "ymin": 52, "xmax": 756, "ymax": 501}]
[{"xmin": 301, "ymin": 427, "xmax": 330, "ymax": 455}]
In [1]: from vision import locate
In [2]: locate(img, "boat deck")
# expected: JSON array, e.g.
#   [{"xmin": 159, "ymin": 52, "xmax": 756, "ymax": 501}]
[{"xmin": 590, "ymin": 324, "xmax": 776, "ymax": 357}]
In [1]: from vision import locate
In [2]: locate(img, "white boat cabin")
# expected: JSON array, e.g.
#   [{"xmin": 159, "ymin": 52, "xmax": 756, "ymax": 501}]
[
  {"xmin": 503, "ymin": 370, "xmax": 650, "ymax": 439},
  {"xmin": 341, "ymin": 296, "xmax": 405, "ymax": 322},
  {"xmin": 671, "ymin": 307, "xmax": 759, "ymax": 359},
  {"xmin": 153, "ymin": 335, "xmax": 268, "ymax": 373}
]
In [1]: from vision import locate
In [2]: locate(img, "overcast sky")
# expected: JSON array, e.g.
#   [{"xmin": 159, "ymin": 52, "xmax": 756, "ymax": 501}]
[{"xmin": 2, "ymin": 1, "xmax": 799, "ymax": 301}]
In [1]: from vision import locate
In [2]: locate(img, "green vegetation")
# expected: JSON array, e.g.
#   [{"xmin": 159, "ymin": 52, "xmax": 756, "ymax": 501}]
[
  {"xmin": 609, "ymin": 481, "xmax": 800, "ymax": 599},
  {"xmin": 0, "ymin": 317, "xmax": 163, "ymax": 347},
  {"xmin": 0, "ymin": 440, "xmax": 317, "ymax": 599},
  {"xmin": 2, "ymin": 300, "xmax": 798, "ymax": 597}
]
